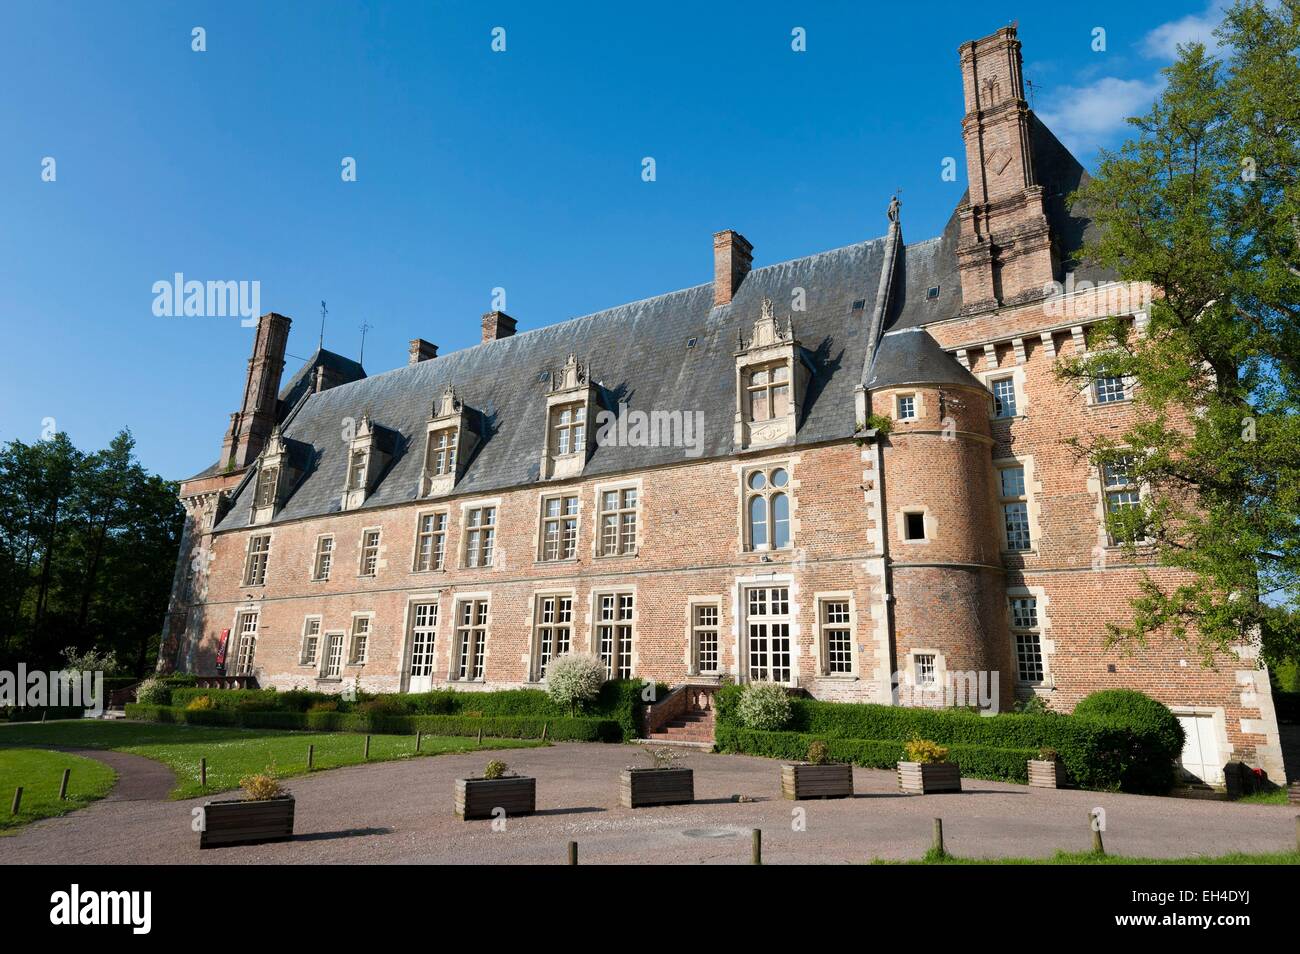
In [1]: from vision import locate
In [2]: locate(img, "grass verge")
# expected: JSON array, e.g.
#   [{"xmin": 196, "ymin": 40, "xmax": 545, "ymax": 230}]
[
  {"xmin": 878, "ymin": 848, "xmax": 1300, "ymax": 865},
  {"xmin": 0, "ymin": 748, "xmax": 116, "ymax": 833}
]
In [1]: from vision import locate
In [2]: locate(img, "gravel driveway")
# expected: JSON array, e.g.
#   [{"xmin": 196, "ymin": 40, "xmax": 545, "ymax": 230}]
[{"xmin": 0, "ymin": 743, "xmax": 1294, "ymax": 864}]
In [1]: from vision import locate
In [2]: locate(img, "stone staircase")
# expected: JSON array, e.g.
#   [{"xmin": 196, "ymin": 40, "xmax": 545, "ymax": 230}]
[{"xmin": 643, "ymin": 684, "xmax": 717, "ymax": 749}]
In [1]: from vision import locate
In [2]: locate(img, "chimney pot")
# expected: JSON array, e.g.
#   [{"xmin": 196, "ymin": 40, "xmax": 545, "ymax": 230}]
[
  {"xmin": 408, "ymin": 338, "xmax": 439, "ymax": 365},
  {"xmin": 713, "ymin": 230, "xmax": 753, "ymax": 306},
  {"xmin": 481, "ymin": 311, "xmax": 517, "ymax": 343}
]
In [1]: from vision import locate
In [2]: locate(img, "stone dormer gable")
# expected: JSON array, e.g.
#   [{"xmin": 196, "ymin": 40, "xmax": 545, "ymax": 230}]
[
  {"xmin": 421, "ymin": 384, "xmax": 479, "ymax": 498},
  {"xmin": 249, "ymin": 426, "xmax": 305, "ymax": 525},
  {"xmin": 341, "ymin": 413, "xmax": 395, "ymax": 511},
  {"xmin": 733, "ymin": 297, "xmax": 808, "ymax": 450},
  {"xmin": 542, "ymin": 353, "xmax": 598, "ymax": 480}
]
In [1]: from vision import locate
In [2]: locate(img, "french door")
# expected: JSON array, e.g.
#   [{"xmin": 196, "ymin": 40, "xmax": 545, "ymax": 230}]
[
  {"xmin": 745, "ymin": 586, "xmax": 792, "ymax": 683},
  {"xmin": 407, "ymin": 602, "xmax": 437, "ymax": 693}
]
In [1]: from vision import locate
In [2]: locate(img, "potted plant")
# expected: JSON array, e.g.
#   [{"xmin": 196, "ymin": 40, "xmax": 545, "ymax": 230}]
[
  {"xmin": 198, "ymin": 772, "xmax": 295, "ymax": 848},
  {"xmin": 782, "ymin": 739, "xmax": 853, "ymax": 800},
  {"xmin": 896, "ymin": 738, "xmax": 961, "ymax": 794},
  {"xmin": 455, "ymin": 759, "xmax": 536, "ymax": 820},
  {"xmin": 1027, "ymin": 746, "xmax": 1066, "ymax": 789},
  {"xmin": 620, "ymin": 747, "xmax": 694, "ymax": 808}
]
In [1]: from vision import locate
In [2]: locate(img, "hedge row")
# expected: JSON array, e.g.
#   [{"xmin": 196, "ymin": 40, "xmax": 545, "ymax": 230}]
[
  {"xmin": 714, "ymin": 685, "xmax": 1171, "ymax": 792},
  {"xmin": 124, "ymin": 703, "xmax": 621, "ymax": 742},
  {"xmin": 715, "ymin": 726, "xmax": 1037, "ymax": 783},
  {"xmin": 0, "ymin": 705, "xmax": 87, "ymax": 722}
]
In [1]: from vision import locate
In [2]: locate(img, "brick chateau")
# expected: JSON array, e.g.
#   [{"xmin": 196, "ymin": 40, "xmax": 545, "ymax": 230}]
[{"xmin": 159, "ymin": 27, "xmax": 1284, "ymax": 784}]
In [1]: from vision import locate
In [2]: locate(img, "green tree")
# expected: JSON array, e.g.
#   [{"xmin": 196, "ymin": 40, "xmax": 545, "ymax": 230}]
[{"xmin": 1062, "ymin": 0, "xmax": 1300, "ymax": 666}]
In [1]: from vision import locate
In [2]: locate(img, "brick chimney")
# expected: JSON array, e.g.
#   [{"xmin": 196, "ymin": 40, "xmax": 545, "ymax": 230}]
[
  {"xmin": 955, "ymin": 26, "xmax": 1056, "ymax": 312},
  {"xmin": 220, "ymin": 311, "xmax": 291, "ymax": 469},
  {"xmin": 481, "ymin": 311, "xmax": 517, "ymax": 343},
  {"xmin": 408, "ymin": 338, "xmax": 438, "ymax": 365},
  {"xmin": 713, "ymin": 229, "xmax": 753, "ymax": 306}
]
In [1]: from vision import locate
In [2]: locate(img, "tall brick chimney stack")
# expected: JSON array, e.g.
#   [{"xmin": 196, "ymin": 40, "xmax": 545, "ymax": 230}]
[
  {"xmin": 713, "ymin": 229, "xmax": 753, "ymax": 306},
  {"xmin": 220, "ymin": 311, "xmax": 291, "ymax": 469},
  {"xmin": 955, "ymin": 26, "xmax": 1057, "ymax": 313},
  {"xmin": 481, "ymin": 311, "xmax": 517, "ymax": 343},
  {"xmin": 408, "ymin": 338, "xmax": 439, "ymax": 364}
]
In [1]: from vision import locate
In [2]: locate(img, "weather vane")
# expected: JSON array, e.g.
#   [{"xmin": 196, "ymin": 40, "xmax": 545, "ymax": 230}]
[
  {"xmin": 319, "ymin": 300, "xmax": 327, "ymax": 351},
  {"xmin": 359, "ymin": 319, "xmax": 372, "ymax": 366}
]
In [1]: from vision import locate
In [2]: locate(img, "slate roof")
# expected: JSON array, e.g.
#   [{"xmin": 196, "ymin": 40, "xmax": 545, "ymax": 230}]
[{"xmin": 865, "ymin": 327, "xmax": 985, "ymax": 391}]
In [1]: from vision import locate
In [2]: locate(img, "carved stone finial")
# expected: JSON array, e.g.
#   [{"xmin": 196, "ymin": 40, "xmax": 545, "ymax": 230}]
[
  {"xmin": 549, "ymin": 353, "xmax": 589, "ymax": 393},
  {"xmin": 432, "ymin": 383, "xmax": 460, "ymax": 419}
]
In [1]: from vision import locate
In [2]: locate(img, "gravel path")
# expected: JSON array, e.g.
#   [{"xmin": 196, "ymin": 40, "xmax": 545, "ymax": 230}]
[{"xmin": 0, "ymin": 744, "xmax": 1293, "ymax": 864}]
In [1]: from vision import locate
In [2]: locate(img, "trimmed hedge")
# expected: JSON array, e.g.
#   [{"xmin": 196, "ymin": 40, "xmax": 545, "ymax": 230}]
[
  {"xmin": 124, "ymin": 703, "xmax": 621, "ymax": 742},
  {"xmin": 165, "ymin": 679, "xmax": 654, "ymax": 741},
  {"xmin": 715, "ymin": 726, "xmax": 1036, "ymax": 783},
  {"xmin": 1, "ymin": 705, "xmax": 86, "ymax": 722},
  {"xmin": 715, "ymin": 684, "xmax": 1176, "ymax": 793},
  {"xmin": 1072, "ymin": 689, "xmax": 1184, "ymax": 793}
]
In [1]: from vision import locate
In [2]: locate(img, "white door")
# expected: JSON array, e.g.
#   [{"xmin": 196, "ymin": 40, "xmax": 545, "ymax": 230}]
[
  {"xmin": 745, "ymin": 586, "xmax": 792, "ymax": 684},
  {"xmin": 407, "ymin": 603, "xmax": 437, "ymax": 693},
  {"xmin": 1176, "ymin": 713, "xmax": 1223, "ymax": 785}
]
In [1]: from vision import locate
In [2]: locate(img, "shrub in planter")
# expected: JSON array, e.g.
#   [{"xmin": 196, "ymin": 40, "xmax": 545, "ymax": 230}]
[
  {"xmin": 1073, "ymin": 689, "xmax": 1184, "ymax": 793},
  {"xmin": 897, "ymin": 737, "xmax": 961, "ymax": 794},
  {"xmin": 736, "ymin": 681, "xmax": 792, "ymax": 731},
  {"xmin": 199, "ymin": 773, "xmax": 294, "ymax": 849},
  {"xmin": 455, "ymin": 760, "xmax": 536, "ymax": 820},
  {"xmin": 1028, "ymin": 746, "xmax": 1065, "ymax": 788},
  {"xmin": 782, "ymin": 739, "xmax": 852, "ymax": 800},
  {"xmin": 544, "ymin": 653, "xmax": 606, "ymax": 715},
  {"xmin": 620, "ymin": 747, "xmax": 694, "ymax": 808}
]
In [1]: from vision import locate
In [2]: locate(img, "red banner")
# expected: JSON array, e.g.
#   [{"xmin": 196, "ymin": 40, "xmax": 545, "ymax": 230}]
[{"xmin": 215, "ymin": 628, "xmax": 230, "ymax": 670}]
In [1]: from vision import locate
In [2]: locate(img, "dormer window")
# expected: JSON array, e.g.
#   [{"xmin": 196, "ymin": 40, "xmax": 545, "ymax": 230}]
[
  {"xmin": 341, "ymin": 414, "xmax": 395, "ymax": 511},
  {"xmin": 734, "ymin": 298, "xmax": 807, "ymax": 450},
  {"xmin": 248, "ymin": 427, "xmax": 300, "ymax": 526},
  {"xmin": 421, "ymin": 385, "xmax": 478, "ymax": 498},
  {"xmin": 347, "ymin": 450, "xmax": 368, "ymax": 491},
  {"xmin": 426, "ymin": 427, "xmax": 457, "ymax": 477},
  {"xmin": 254, "ymin": 465, "xmax": 279, "ymax": 508},
  {"xmin": 541, "ymin": 354, "xmax": 597, "ymax": 480}
]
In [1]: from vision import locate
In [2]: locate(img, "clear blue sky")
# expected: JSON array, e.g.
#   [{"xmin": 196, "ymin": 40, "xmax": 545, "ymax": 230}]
[{"xmin": 0, "ymin": 1, "xmax": 1222, "ymax": 480}]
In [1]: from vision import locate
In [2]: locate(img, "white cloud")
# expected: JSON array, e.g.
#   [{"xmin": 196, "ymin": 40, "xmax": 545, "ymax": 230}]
[
  {"xmin": 1142, "ymin": 1, "xmax": 1228, "ymax": 60},
  {"xmin": 1037, "ymin": 76, "xmax": 1165, "ymax": 153}
]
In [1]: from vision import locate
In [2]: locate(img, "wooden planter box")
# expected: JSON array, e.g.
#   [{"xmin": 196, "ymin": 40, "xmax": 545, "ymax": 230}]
[
  {"xmin": 455, "ymin": 776, "xmax": 536, "ymax": 820},
  {"xmin": 620, "ymin": 768, "xmax": 694, "ymax": 808},
  {"xmin": 782, "ymin": 762, "xmax": 853, "ymax": 800},
  {"xmin": 199, "ymin": 795, "xmax": 295, "ymax": 849},
  {"xmin": 1027, "ymin": 758, "xmax": 1065, "ymax": 789},
  {"xmin": 1289, "ymin": 781, "xmax": 1300, "ymax": 806},
  {"xmin": 897, "ymin": 761, "xmax": 961, "ymax": 795}
]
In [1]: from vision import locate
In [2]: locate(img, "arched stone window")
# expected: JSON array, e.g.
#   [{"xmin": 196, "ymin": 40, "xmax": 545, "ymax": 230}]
[{"xmin": 745, "ymin": 465, "xmax": 791, "ymax": 550}]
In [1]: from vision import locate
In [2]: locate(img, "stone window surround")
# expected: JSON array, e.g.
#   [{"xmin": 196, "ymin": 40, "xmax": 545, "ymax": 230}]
[
  {"xmin": 398, "ymin": 592, "xmax": 443, "ymax": 691},
  {"xmin": 535, "ymin": 490, "xmax": 581, "ymax": 564},
  {"xmin": 458, "ymin": 497, "xmax": 502, "ymax": 570},
  {"xmin": 449, "ymin": 591, "xmax": 492, "ymax": 682},
  {"xmin": 298, "ymin": 614, "xmax": 323, "ymax": 667},
  {"xmin": 738, "ymin": 458, "xmax": 797, "ymax": 554},
  {"xmin": 1089, "ymin": 451, "xmax": 1152, "ymax": 551},
  {"xmin": 242, "ymin": 532, "xmax": 272, "ymax": 587},
  {"xmin": 591, "ymin": 478, "xmax": 642, "ymax": 559},
  {"xmin": 228, "ymin": 605, "xmax": 260, "ymax": 677},
  {"xmin": 589, "ymin": 585, "xmax": 638, "ymax": 678},
  {"xmin": 978, "ymin": 362, "xmax": 1027, "ymax": 420},
  {"xmin": 526, "ymin": 588, "xmax": 577, "ymax": 682},
  {"xmin": 894, "ymin": 392, "xmax": 921, "ymax": 422},
  {"xmin": 309, "ymin": 533, "xmax": 334, "ymax": 582},
  {"xmin": 732, "ymin": 299, "xmax": 805, "ymax": 451},
  {"xmin": 897, "ymin": 506, "xmax": 932, "ymax": 544},
  {"xmin": 410, "ymin": 507, "xmax": 450, "ymax": 574},
  {"xmin": 1168, "ymin": 705, "xmax": 1231, "ymax": 783},
  {"xmin": 731, "ymin": 572, "xmax": 799, "ymax": 687},
  {"xmin": 347, "ymin": 611, "xmax": 374, "ymax": 666},
  {"xmin": 357, "ymin": 526, "xmax": 384, "ymax": 578},
  {"xmin": 684, "ymin": 596, "xmax": 724, "ymax": 678},
  {"xmin": 993, "ymin": 454, "xmax": 1041, "ymax": 554},
  {"xmin": 813, "ymin": 591, "xmax": 858, "ymax": 679},
  {"xmin": 1008, "ymin": 584, "xmax": 1055, "ymax": 692},
  {"xmin": 542, "ymin": 354, "xmax": 598, "ymax": 481},
  {"xmin": 901, "ymin": 647, "xmax": 947, "ymax": 692}
]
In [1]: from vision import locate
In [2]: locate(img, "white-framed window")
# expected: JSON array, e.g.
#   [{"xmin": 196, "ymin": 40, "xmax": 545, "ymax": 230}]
[
  {"xmin": 998, "ymin": 465, "xmax": 1031, "ymax": 552},
  {"xmin": 243, "ymin": 534, "xmax": 270, "ymax": 586},
  {"xmin": 819, "ymin": 598, "xmax": 854, "ymax": 675},
  {"xmin": 597, "ymin": 487, "xmax": 637, "ymax": 556},
  {"xmin": 1093, "ymin": 374, "xmax": 1127, "ymax": 405},
  {"xmin": 690, "ymin": 602, "xmax": 720, "ymax": 675},
  {"xmin": 323, "ymin": 632, "xmax": 345, "ymax": 678},
  {"xmin": 1011, "ymin": 596, "xmax": 1044, "ymax": 683},
  {"xmin": 532, "ymin": 594, "xmax": 573, "ymax": 679},
  {"xmin": 902, "ymin": 510, "xmax": 927, "ymax": 542},
  {"xmin": 1102, "ymin": 454, "xmax": 1144, "ymax": 544},
  {"xmin": 551, "ymin": 403, "xmax": 586, "ymax": 456},
  {"xmin": 745, "ymin": 465, "xmax": 791, "ymax": 551},
  {"xmin": 453, "ymin": 598, "xmax": 489, "ymax": 681},
  {"xmin": 347, "ymin": 449, "xmax": 369, "ymax": 491},
  {"xmin": 746, "ymin": 361, "xmax": 790, "ymax": 423},
  {"xmin": 409, "ymin": 602, "xmax": 437, "ymax": 679},
  {"xmin": 595, "ymin": 592, "xmax": 634, "ymax": 679},
  {"xmin": 540, "ymin": 495, "xmax": 579, "ymax": 561},
  {"xmin": 349, "ymin": 616, "xmax": 371, "ymax": 665},
  {"xmin": 914, "ymin": 652, "xmax": 936, "ymax": 687},
  {"xmin": 359, "ymin": 529, "xmax": 381, "ymax": 577},
  {"xmin": 991, "ymin": 376, "xmax": 1018, "ymax": 418},
  {"xmin": 425, "ymin": 427, "xmax": 458, "ymax": 477},
  {"xmin": 234, "ymin": 611, "xmax": 258, "ymax": 675},
  {"xmin": 254, "ymin": 465, "xmax": 278, "ymax": 508},
  {"xmin": 414, "ymin": 511, "xmax": 447, "ymax": 572},
  {"xmin": 744, "ymin": 585, "xmax": 792, "ymax": 684},
  {"xmin": 300, "ymin": 616, "xmax": 321, "ymax": 666},
  {"xmin": 311, "ymin": 535, "xmax": 334, "ymax": 582},
  {"xmin": 464, "ymin": 506, "xmax": 496, "ymax": 568},
  {"xmin": 895, "ymin": 393, "xmax": 917, "ymax": 421}
]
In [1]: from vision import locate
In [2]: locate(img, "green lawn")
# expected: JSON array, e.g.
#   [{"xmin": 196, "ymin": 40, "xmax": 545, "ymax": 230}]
[
  {"xmin": 0, "ymin": 720, "xmax": 544, "ymax": 800},
  {"xmin": 881, "ymin": 849, "xmax": 1300, "ymax": 865},
  {"xmin": 1237, "ymin": 788, "xmax": 1290, "ymax": 805},
  {"xmin": 0, "ymin": 748, "xmax": 116, "ymax": 832}
]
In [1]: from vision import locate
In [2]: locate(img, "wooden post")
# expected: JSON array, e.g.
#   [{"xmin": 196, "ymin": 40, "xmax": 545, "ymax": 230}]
[
  {"xmin": 365, "ymin": 735, "xmax": 371, "ymax": 759},
  {"xmin": 307, "ymin": 744, "xmax": 315, "ymax": 772},
  {"xmin": 59, "ymin": 769, "xmax": 71, "ymax": 801},
  {"xmin": 751, "ymin": 828, "xmax": 762, "ymax": 865},
  {"xmin": 1090, "ymin": 811, "xmax": 1105, "ymax": 855},
  {"xmin": 11, "ymin": 787, "xmax": 22, "ymax": 815},
  {"xmin": 568, "ymin": 841, "xmax": 578, "ymax": 865},
  {"xmin": 416, "ymin": 731, "xmax": 422, "ymax": 752},
  {"xmin": 476, "ymin": 726, "xmax": 483, "ymax": 745},
  {"xmin": 932, "ymin": 818, "xmax": 945, "ymax": 858},
  {"xmin": 1294, "ymin": 815, "xmax": 1299, "ymax": 853},
  {"xmin": 200, "ymin": 757, "xmax": 207, "ymax": 787},
  {"xmin": 41, "ymin": 710, "xmax": 47, "ymax": 723},
  {"xmin": 541, "ymin": 722, "xmax": 548, "ymax": 741}
]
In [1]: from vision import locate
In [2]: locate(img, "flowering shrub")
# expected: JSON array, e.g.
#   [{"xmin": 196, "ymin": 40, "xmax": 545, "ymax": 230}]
[
  {"xmin": 134, "ymin": 677, "xmax": 170, "ymax": 706},
  {"xmin": 903, "ymin": 737, "xmax": 949, "ymax": 764},
  {"xmin": 239, "ymin": 773, "xmax": 284, "ymax": 801},
  {"xmin": 482, "ymin": 759, "xmax": 509, "ymax": 780},
  {"xmin": 736, "ymin": 681, "xmax": 792, "ymax": 731},
  {"xmin": 185, "ymin": 695, "xmax": 214, "ymax": 711},
  {"xmin": 544, "ymin": 653, "xmax": 606, "ymax": 715}
]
